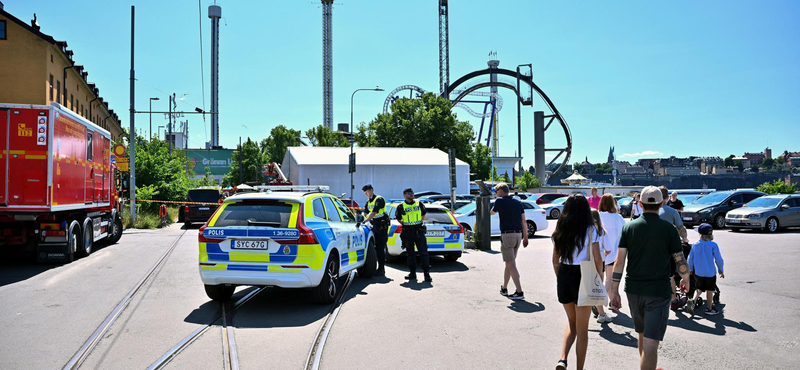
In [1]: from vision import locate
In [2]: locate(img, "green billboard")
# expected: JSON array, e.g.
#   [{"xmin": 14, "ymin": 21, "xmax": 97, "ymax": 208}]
[{"xmin": 187, "ymin": 149, "xmax": 234, "ymax": 177}]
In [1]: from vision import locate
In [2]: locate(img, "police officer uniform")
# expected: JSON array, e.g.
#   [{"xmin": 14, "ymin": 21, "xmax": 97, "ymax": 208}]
[
  {"xmin": 394, "ymin": 188, "xmax": 432, "ymax": 282},
  {"xmin": 362, "ymin": 184, "xmax": 389, "ymax": 275}
]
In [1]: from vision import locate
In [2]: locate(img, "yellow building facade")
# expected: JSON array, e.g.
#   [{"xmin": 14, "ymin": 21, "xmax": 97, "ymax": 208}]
[{"xmin": 0, "ymin": 7, "xmax": 123, "ymax": 141}]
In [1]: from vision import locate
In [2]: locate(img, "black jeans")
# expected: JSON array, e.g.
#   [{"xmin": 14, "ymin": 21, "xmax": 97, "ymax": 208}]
[
  {"xmin": 401, "ymin": 228, "xmax": 429, "ymax": 274},
  {"xmin": 372, "ymin": 221, "xmax": 388, "ymax": 269}
]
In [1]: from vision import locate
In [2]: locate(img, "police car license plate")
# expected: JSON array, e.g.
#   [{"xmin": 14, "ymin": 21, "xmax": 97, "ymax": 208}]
[
  {"xmin": 199, "ymin": 207, "xmax": 210, "ymax": 211},
  {"xmin": 233, "ymin": 240, "xmax": 270, "ymax": 250},
  {"xmin": 426, "ymin": 231, "xmax": 446, "ymax": 238}
]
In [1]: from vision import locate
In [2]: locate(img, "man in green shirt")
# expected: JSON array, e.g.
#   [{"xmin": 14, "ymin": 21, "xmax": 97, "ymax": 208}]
[{"xmin": 609, "ymin": 186, "xmax": 690, "ymax": 370}]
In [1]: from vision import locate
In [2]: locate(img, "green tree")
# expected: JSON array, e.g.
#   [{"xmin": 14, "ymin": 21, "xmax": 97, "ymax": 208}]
[
  {"xmin": 196, "ymin": 166, "xmax": 219, "ymax": 187},
  {"xmin": 306, "ymin": 125, "xmax": 349, "ymax": 147},
  {"xmin": 499, "ymin": 171, "xmax": 511, "ymax": 183},
  {"xmin": 594, "ymin": 163, "xmax": 612, "ymax": 175},
  {"xmin": 762, "ymin": 157, "xmax": 775, "ymax": 169},
  {"xmin": 261, "ymin": 125, "xmax": 302, "ymax": 163},
  {"xmin": 223, "ymin": 138, "xmax": 266, "ymax": 186},
  {"xmin": 469, "ymin": 143, "xmax": 492, "ymax": 181},
  {"xmin": 723, "ymin": 155, "xmax": 735, "ymax": 167},
  {"xmin": 132, "ymin": 137, "xmax": 195, "ymax": 202},
  {"xmin": 756, "ymin": 180, "xmax": 798, "ymax": 194},
  {"xmin": 515, "ymin": 171, "xmax": 541, "ymax": 191},
  {"xmin": 355, "ymin": 92, "xmax": 474, "ymax": 162},
  {"xmin": 734, "ymin": 160, "xmax": 744, "ymax": 172}
]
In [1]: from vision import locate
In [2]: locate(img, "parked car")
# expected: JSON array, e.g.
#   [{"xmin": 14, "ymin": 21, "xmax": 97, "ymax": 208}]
[
  {"xmin": 680, "ymin": 189, "xmax": 766, "ymax": 229},
  {"xmin": 198, "ymin": 191, "xmax": 376, "ymax": 303},
  {"xmin": 525, "ymin": 193, "xmax": 568, "ymax": 205},
  {"xmin": 339, "ymin": 198, "xmax": 361, "ymax": 212},
  {"xmin": 453, "ymin": 200, "xmax": 548, "ymax": 238},
  {"xmin": 182, "ymin": 188, "xmax": 221, "ymax": 226},
  {"xmin": 541, "ymin": 196, "xmax": 568, "ymax": 219},
  {"xmin": 677, "ymin": 194, "xmax": 703, "ymax": 205},
  {"xmin": 435, "ymin": 199, "xmax": 473, "ymax": 211},
  {"xmin": 616, "ymin": 197, "xmax": 633, "ymax": 218},
  {"xmin": 383, "ymin": 203, "xmax": 465, "ymax": 262},
  {"xmin": 725, "ymin": 194, "xmax": 800, "ymax": 233},
  {"xmin": 418, "ymin": 194, "xmax": 475, "ymax": 203},
  {"xmin": 412, "ymin": 191, "xmax": 442, "ymax": 198}
]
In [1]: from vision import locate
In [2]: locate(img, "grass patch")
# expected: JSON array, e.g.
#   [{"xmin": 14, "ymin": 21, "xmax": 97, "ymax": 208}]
[{"xmin": 120, "ymin": 204, "xmax": 179, "ymax": 229}]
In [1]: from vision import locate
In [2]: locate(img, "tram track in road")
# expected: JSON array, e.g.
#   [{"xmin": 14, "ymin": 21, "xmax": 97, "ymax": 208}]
[
  {"xmin": 61, "ymin": 229, "xmax": 188, "ymax": 370},
  {"xmin": 147, "ymin": 286, "xmax": 265, "ymax": 370},
  {"xmin": 305, "ymin": 271, "xmax": 356, "ymax": 370}
]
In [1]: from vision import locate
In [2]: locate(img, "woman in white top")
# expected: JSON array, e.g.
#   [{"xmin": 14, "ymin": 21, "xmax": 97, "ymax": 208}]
[
  {"xmin": 551, "ymin": 195, "xmax": 603, "ymax": 370},
  {"xmin": 593, "ymin": 194, "xmax": 627, "ymax": 323},
  {"xmin": 631, "ymin": 193, "xmax": 643, "ymax": 219}
]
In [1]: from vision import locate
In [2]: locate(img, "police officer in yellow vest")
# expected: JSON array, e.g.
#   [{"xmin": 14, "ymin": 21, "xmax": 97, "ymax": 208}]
[
  {"xmin": 362, "ymin": 184, "xmax": 388, "ymax": 276},
  {"xmin": 394, "ymin": 188, "xmax": 432, "ymax": 282}
]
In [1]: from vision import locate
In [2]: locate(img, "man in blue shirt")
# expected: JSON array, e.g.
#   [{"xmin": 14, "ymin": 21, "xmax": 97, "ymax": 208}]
[{"xmin": 491, "ymin": 182, "xmax": 529, "ymax": 300}]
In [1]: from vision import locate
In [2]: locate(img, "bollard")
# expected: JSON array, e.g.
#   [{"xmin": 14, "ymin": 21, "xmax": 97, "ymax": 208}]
[{"xmin": 474, "ymin": 180, "xmax": 492, "ymax": 251}]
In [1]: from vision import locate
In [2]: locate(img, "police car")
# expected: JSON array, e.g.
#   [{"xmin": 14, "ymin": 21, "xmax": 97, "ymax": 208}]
[
  {"xmin": 383, "ymin": 202, "xmax": 465, "ymax": 262},
  {"xmin": 198, "ymin": 189, "xmax": 377, "ymax": 304}
]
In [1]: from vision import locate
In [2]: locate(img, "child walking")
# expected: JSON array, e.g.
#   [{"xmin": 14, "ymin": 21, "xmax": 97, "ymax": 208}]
[{"xmin": 687, "ymin": 223, "xmax": 725, "ymax": 316}]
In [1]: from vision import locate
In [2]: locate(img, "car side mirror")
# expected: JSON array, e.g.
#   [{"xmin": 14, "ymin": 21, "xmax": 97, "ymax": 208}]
[
  {"xmin": 781, "ymin": 204, "xmax": 790, "ymax": 210},
  {"xmin": 355, "ymin": 214, "xmax": 365, "ymax": 223}
]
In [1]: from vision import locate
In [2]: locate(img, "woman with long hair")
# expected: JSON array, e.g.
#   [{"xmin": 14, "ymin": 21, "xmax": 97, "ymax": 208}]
[
  {"xmin": 593, "ymin": 194, "xmax": 626, "ymax": 323},
  {"xmin": 552, "ymin": 195, "xmax": 603, "ymax": 370}
]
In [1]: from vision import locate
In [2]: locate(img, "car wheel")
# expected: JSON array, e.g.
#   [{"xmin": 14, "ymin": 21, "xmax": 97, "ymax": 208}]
[
  {"xmin": 444, "ymin": 251, "xmax": 462, "ymax": 262},
  {"xmin": 77, "ymin": 218, "xmax": 93, "ymax": 257},
  {"xmin": 461, "ymin": 223, "xmax": 473, "ymax": 241},
  {"xmin": 312, "ymin": 255, "xmax": 339, "ymax": 304},
  {"xmin": 204, "ymin": 284, "xmax": 235, "ymax": 301},
  {"xmin": 620, "ymin": 208, "xmax": 628, "ymax": 218},
  {"xmin": 527, "ymin": 221, "xmax": 537, "ymax": 238},
  {"xmin": 765, "ymin": 217, "xmax": 779, "ymax": 233},
  {"xmin": 550, "ymin": 208, "xmax": 560, "ymax": 219},
  {"xmin": 713, "ymin": 215, "xmax": 726, "ymax": 229},
  {"xmin": 357, "ymin": 239, "xmax": 377, "ymax": 278}
]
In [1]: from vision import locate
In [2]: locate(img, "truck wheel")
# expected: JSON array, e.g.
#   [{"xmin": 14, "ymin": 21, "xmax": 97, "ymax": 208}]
[
  {"xmin": 312, "ymin": 255, "xmax": 339, "ymax": 304},
  {"xmin": 204, "ymin": 284, "xmax": 235, "ymax": 301},
  {"xmin": 444, "ymin": 251, "xmax": 462, "ymax": 262},
  {"xmin": 107, "ymin": 216, "xmax": 123, "ymax": 244},
  {"xmin": 65, "ymin": 222, "xmax": 79, "ymax": 263},
  {"xmin": 77, "ymin": 218, "xmax": 93, "ymax": 257},
  {"xmin": 357, "ymin": 240, "xmax": 377, "ymax": 278}
]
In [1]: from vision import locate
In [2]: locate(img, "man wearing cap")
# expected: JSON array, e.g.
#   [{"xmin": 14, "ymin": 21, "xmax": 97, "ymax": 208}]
[
  {"xmin": 608, "ymin": 186, "xmax": 690, "ymax": 370},
  {"xmin": 362, "ymin": 184, "xmax": 388, "ymax": 276},
  {"xmin": 394, "ymin": 188, "xmax": 432, "ymax": 282}
]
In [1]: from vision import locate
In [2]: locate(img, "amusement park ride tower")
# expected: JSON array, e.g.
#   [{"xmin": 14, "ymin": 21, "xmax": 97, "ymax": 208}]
[
  {"xmin": 488, "ymin": 59, "xmax": 500, "ymax": 156},
  {"xmin": 322, "ymin": 0, "xmax": 334, "ymax": 129},
  {"xmin": 208, "ymin": 3, "xmax": 221, "ymax": 147}
]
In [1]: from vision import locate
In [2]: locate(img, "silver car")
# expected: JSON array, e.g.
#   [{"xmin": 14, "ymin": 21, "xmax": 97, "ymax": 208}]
[
  {"xmin": 541, "ymin": 196, "xmax": 568, "ymax": 219},
  {"xmin": 725, "ymin": 194, "xmax": 800, "ymax": 233}
]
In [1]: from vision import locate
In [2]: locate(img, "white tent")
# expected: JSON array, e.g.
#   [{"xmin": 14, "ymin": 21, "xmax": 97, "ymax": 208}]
[{"xmin": 281, "ymin": 147, "xmax": 470, "ymax": 200}]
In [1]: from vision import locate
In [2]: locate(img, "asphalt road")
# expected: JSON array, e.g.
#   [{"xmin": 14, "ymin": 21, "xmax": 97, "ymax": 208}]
[{"xmin": 1, "ymin": 220, "xmax": 798, "ymax": 370}]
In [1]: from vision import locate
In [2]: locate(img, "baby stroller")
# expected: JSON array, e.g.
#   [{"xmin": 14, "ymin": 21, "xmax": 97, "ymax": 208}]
[
  {"xmin": 671, "ymin": 242, "xmax": 696, "ymax": 310},
  {"xmin": 671, "ymin": 242, "xmax": 722, "ymax": 310}
]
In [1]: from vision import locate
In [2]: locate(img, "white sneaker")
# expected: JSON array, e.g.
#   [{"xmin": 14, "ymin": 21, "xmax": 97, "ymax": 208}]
[{"xmin": 597, "ymin": 314, "xmax": 613, "ymax": 323}]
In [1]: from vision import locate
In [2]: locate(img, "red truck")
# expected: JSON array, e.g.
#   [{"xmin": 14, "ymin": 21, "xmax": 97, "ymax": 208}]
[{"xmin": 1, "ymin": 103, "xmax": 122, "ymax": 263}]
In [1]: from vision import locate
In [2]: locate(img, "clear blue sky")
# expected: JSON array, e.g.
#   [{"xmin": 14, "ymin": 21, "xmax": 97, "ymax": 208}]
[{"xmin": 7, "ymin": 0, "xmax": 799, "ymax": 168}]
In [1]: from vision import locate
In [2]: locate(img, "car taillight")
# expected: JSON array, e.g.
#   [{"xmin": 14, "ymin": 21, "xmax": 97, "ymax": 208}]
[
  {"xmin": 395, "ymin": 224, "xmax": 403, "ymax": 234},
  {"xmin": 185, "ymin": 205, "xmax": 189, "ymax": 213},
  {"xmin": 198, "ymin": 224, "xmax": 223, "ymax": 243},
  {"xmin": 448, "ymin": 223, "xmax": 464, "ymax": 234},
  {"xmin": 287, "ymin": 205, "xmax": 318, "ymax": 245}
]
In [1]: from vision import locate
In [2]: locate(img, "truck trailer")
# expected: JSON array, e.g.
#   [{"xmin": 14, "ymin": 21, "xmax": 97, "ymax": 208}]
[{"xmin": 1, "ymin": 103, "xmax": 123, "ymax": 263}]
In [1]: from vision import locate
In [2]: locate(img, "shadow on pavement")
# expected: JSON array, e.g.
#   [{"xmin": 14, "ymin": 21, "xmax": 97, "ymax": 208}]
[
  {"xmin": 668, "ymin": 304, "xmax": 757, "ymax": 336},
  {"xmin": 181, "ymin": 223, "xmax": 203, "ymax": 230},
  {"xmin": 507, "ymin": 300, "xmax": 545, "ymax": 313},
  {"xmin": 385, "ymin": 256, "xmax": 469, "ymax": 273},
  {"xmin": 0, "ymin": 241, "xmax": 116, "ymax": 287},
  {"xmin": 592, "ymin": 311, "xmax": 638, "ymax": 348}
]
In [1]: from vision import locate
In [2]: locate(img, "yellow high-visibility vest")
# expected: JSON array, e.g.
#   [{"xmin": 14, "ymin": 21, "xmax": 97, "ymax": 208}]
[
  {"xmin": 366, "ymin": 195, "xmax": 386, "ymax": 218},
  {"xmin": 400, "ymin": 201, "xmax": 423, "ymax": 226}
]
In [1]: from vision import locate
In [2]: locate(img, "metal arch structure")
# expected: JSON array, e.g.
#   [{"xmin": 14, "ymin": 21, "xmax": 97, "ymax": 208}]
[
  {"xmin": 382, "ymin": 84, "xmax": 504, "ymax": 119},
  {"xmin": 445, "ymin": 68, "xmax": 573, "ymax": 179}
]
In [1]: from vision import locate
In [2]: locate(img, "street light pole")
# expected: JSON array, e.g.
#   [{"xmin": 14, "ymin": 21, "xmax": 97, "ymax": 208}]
[
  {"xmin": 149, "ymin": 97, "xmax": 159, "ymax": 140},
  {"xmin": 350, "ymin": 86, "xmax": 384, "ymax": 202}
]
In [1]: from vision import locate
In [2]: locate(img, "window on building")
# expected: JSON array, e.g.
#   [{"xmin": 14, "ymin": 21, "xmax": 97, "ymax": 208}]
[
  {"xmin": 70, "ymin": 95, "xmax": 74, "ymax": 110},
  {"xmin": 0, "ymin": 20, "xmax": 6, "ymax": 40},
  {"xmin": 49, "ymin": 75, "xmax": 54, "ymax": 101},
  {"xmin": 56, "ymin": 81, "xmax": 61, "ymax": 103}
]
